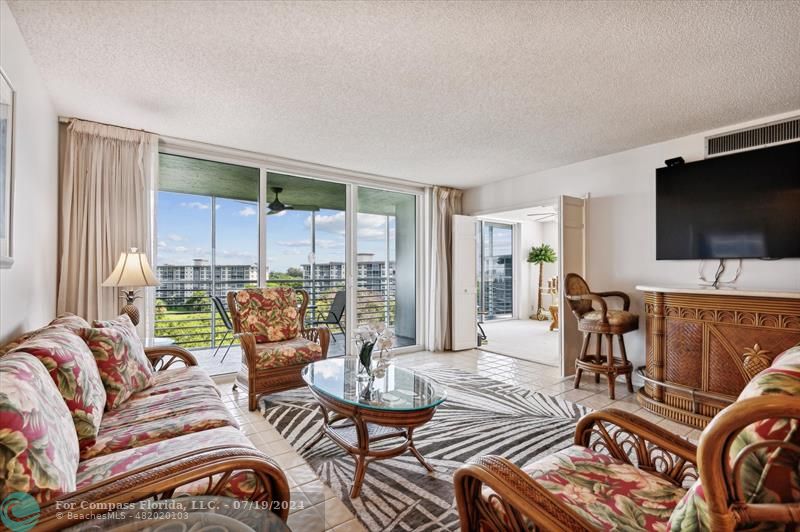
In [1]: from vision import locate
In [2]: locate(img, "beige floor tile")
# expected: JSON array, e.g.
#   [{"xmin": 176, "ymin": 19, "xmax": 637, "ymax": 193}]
[
  {"xmin": 287, "ymin": 506, "xmax": 326, "ymax": 532},
  {"xmin": 557, "ymin": 388, "xmax": 596, "ymax": 402},
  {"xmin": 578, "ymin": 393, "xmax": 616, "ymax": 410},
  {"xmin": 322, "ymin": 498, "xmax": 356, "ymax": 528},
  {"xmin": 287, "ymin": 464, "xmax": 318, "ymax": 487},
  {"xmin": 332, "ymin": 519, "xmax": 368, "ymax": 532},
  {"xmin": 273, "ymin": 451, "xmax": 307, "ymax": 470}
]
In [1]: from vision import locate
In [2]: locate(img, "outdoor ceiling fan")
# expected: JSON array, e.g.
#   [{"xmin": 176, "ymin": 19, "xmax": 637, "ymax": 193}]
[{"xmin": 267, "ymin": 187, "xmax": 318, "ymax": 215}]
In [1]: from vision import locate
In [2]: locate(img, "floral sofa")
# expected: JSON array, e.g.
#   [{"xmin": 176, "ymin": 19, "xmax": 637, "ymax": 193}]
[
  {"xmin": 0, "ymin": 314, "xmax": 289, "ymax": 530},
  {"xmin": 454, "ymin": 345, "xmax": 800, "ymax": 531}
]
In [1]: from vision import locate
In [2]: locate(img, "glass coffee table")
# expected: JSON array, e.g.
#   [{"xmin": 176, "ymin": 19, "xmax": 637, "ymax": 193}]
[{"xmin": 301, "ymin": 358, "xmax": 447, "ymax": 497}]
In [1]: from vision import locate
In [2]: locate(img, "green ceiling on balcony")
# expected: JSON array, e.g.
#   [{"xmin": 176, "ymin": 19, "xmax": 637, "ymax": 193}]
[{"xmin": 159, "ymin": 153, "xmax": 411, "ymax": 216}]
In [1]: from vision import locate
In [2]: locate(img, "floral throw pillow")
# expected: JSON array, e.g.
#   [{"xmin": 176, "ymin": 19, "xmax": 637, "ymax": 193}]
[
  {"xmin": 79, "ymin": 315, "xmax": 154, "ymax": 410},
  {"xmin": 49, "ymin": 313, "xmax": 91, "ymax": 331},
  {"xmin": 0, "ymin": 352, "xmax": 80, "ymax": 503},
  {"xmin": 11, "ymin": 326, "xmax": 107, "ymax": 445},
  {"xmin": 234, "ymin": 288, "xmax": 300, "ymax": 343}
]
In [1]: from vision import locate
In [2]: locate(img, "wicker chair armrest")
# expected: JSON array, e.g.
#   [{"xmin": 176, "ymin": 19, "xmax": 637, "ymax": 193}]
[
  {"xmin": 575, "ymin": 408, "xmax": 698, "ymax": 487},
  {"xmin": 300, "ymin": 326, "xmax": 331, "ymax": 358},
  {"xmin": 454, "ymin": 455, "xmax": 594, "ymax": 532},
  {"xmin": 144, "ymin": 345, "xmax": 198, "ymax": 371},
  {"xmin": 566, "ymin": 293, "xmax": 609, "ymax": 322},
  {"xmin": 38, "ymin": 445, "xmax": 291, "ymax": 530},
  {"xmin": 594, "ymin": 291, "xmax": 631, "ymax": 310},
  {"xmin": 236, "ymin": 331, "xmax": 258, "ymax": 368}
]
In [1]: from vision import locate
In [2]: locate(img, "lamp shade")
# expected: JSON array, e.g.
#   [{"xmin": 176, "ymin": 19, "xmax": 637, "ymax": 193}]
[{"xmin": 102, "ymin": 248, "xmax": 159, "ymax": 288}]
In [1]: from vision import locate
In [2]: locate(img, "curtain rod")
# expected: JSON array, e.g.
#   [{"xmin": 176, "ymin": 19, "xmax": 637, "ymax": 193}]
[{"xmin": 58, "ymin": 116, "xmax": 153, "ymax": 135}]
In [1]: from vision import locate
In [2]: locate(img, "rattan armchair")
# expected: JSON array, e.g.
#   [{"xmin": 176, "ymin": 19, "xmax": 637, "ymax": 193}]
[
  {"xmin": 454, "ymin": 394, "xmax": 800, "ymax": 531},
  {"xmin": 228, "ymin": 288, "xmax": 331, "ymax": 410}
]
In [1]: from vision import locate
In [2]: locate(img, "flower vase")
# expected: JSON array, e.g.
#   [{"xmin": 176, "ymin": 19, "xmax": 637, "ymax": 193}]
[{"xmin": 358, "ymin": 342, "xmax": 375, "ymax": 379}]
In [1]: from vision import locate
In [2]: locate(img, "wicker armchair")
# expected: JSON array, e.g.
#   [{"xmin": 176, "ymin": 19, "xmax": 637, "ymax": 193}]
[
  {"xmin": 454, "ymin": 346, "xmax": 800, "ymax": 531},
  {"xmin": 228, "ymin": 288, "xmax": 331, "ymax": 411}
]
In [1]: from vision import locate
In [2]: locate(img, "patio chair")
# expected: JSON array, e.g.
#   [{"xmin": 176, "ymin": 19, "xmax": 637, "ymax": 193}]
[
  {"xmin": 313, "ymin": 289, "xmax": 346, "ymax": 342},
  {"xmin": 210, "ymin": 295, "xmax": 236, "ymax": 363}
]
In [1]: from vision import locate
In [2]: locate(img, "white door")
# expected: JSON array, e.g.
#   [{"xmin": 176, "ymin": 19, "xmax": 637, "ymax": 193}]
[
  {"xmin": 559, "ymin": 195, "xmax": 587, "ymax": 377},
  {"xmin": 452, "ymin": 214, "xmax": 478, "ymax": 350}
]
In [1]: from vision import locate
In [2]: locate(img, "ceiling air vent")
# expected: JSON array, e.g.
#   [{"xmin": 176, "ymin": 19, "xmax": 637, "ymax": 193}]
[{"xmin": 706, "ymin": 117, "xmax": 800, "ymax": 157}]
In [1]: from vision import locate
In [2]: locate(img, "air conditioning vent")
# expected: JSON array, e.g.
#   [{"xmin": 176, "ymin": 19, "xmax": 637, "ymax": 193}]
[{"xmin": 706, "ymin": 117, "xmax": 800, "ymax": 157}]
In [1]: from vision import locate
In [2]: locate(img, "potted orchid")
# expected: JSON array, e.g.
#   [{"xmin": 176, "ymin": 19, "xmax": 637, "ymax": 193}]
[{"xmin": 354, "ymin": 323, "xmax": 395, "ymax": 376}]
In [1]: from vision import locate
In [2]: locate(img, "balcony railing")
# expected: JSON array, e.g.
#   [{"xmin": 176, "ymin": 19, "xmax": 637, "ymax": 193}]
[{"xmin": 154, "ymin": 277, "xmax": 396, "ymax": 349}]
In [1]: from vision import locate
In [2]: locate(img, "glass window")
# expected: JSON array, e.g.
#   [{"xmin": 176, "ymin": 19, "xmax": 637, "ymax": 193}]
[
  {"xmin": 357, "ymin": 187, "xmax": 416, "ymax": 348},
  {"xmin": 478, "ymin": 221, "xmax": 513, "ymax": 320},
  {"xmin": 156, "ymin": 154, "xmax": 259, "ymax": 375}
]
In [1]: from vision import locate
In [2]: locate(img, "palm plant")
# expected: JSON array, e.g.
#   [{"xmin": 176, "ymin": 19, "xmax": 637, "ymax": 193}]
[{"xmin": 527, "ymin": 244, "xmax": 558, "ymax": 320}]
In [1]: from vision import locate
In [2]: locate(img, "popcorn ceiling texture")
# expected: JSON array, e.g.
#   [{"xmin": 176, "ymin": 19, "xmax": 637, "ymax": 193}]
[{"xmin": 7, "ymin": 0, "xmax": 800, "ymax": 187}]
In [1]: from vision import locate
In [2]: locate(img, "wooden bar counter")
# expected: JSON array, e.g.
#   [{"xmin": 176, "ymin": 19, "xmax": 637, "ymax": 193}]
[{"xmin": 635, "ymin": 285, "xmax": 800, "ymax": 428}]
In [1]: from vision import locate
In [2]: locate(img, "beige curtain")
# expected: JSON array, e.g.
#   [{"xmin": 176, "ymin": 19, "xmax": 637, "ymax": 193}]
[
  {"xmin": 426, "ymin": 186, "xmax": 462, "ymax": 352},
  {"xmin": 57, "ymin": 119, "xmax": 158, "ymax": 332}
]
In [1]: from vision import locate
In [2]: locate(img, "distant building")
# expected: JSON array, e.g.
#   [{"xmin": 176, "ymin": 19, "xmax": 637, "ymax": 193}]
[
  {"xmin": 157, "ymin": 259, "xmax": 258, "ymax": 301},
  {"xmin": 301, "ymin": 253, "xmax": 395, "ymax": 289}
]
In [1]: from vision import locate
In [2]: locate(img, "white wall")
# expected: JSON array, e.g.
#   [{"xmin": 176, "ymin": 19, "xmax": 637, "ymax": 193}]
[
  {"xmin": 517, "ymin": 219, "xmax": 541, "ymax": 318},
  {"xmin": 0, "ymin": 0, "xmax": 58, "ymax": 343},
  {"xmin": 464, "ymin": 110, "xmax": 800, "ymax": 371}
]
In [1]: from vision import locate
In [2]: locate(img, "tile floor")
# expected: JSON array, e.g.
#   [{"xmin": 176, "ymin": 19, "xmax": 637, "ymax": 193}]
[{"xmin": 215, "ymin": 349, "xmax": 700, "ymax": 531}]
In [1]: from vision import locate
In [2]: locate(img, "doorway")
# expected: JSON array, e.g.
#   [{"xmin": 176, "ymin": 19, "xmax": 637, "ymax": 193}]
[{"xmin": 476, "ymin": 203, "xmax": 561, "ymax": 367}]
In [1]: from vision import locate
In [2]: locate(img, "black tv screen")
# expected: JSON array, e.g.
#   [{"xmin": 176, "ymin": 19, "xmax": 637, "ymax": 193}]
[{"xmin": 656, "ymin": 142, "xmax": 800, "ymax": 260}]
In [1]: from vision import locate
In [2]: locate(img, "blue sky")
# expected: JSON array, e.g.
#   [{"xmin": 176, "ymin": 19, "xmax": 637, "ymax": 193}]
[{"xmin": 157, "ymin": 191, "xmax": 394, "ymax": 273}]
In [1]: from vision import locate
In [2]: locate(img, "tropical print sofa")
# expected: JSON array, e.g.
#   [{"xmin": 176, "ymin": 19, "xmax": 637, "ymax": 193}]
[
  {"xmin": 454, "ymin": 345, "xmax": 800, "ymax": 531},
  {"xmin": 0, "ymin": 314, "xmax": 290, "ymax": 530}
]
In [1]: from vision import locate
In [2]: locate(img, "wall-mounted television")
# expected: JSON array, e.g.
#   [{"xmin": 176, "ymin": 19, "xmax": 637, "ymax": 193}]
[{"xmin": 656, "ymin": 142, "xmax": 800, "ymax": 260}]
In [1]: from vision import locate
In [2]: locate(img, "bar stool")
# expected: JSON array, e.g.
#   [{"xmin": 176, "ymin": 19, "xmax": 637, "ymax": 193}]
[{"xmin": 565, "ymin": 273, "xmax": 638, "ymax": 399}]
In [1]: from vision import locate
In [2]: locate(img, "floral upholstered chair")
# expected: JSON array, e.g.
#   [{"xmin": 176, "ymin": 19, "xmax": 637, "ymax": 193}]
[
  {"xmin": 454, "ymin": 345, "xmax": 800, "ymax": 531},
  {"xmin": 228, "ymin": 287, "xmax": 331, "ymax": 410}
]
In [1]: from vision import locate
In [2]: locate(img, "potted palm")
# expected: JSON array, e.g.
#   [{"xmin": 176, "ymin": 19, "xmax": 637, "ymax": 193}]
[{"xmin": 527, "ymin": 244, "xmax": 557, "ymax": 320}]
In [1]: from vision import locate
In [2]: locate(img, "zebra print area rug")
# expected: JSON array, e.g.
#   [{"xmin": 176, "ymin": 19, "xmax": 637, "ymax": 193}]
[{"xmin": 260, "ymin": 367, "xmax": 589, "ymax": 531}]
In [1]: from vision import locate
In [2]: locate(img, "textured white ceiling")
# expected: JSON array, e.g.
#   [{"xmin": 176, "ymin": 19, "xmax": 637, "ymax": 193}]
[{"xmin": 7, "ymin": 0, "xmax": 800, "ymax": 187}]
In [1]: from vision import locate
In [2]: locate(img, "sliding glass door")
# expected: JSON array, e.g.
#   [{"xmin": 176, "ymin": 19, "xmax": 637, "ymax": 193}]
[
  {"xmin": 477, "ymin": 221, "xmax": 514, "ymax": 321},
  {"xmin": 156, "ymin": 153, "xmax": 422, "ymax": 372},
  {"xmin": 265, "ymin": 173, "xmax": 347, "ymax": 356},
  {"xmin": 155, "ymin": 154, "xmax": 259, "ymax": 374},
  {"xmin": 357, "ymin": 187, "xmax": 417, "ymax": 348}
]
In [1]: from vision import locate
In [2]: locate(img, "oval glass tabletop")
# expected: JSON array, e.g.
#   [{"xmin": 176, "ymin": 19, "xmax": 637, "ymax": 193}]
[{"xmin": 302, "ymin": 358, "xmax": 447, "ymax": 412}]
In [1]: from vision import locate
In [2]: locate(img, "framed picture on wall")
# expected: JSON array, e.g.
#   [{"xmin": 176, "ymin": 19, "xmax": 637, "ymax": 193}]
[{"xmin": 0, "ymin": 67, "xmax": 14, "ymax": 269}]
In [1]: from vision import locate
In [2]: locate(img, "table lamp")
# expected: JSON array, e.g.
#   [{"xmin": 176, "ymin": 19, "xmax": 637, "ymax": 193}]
[{"xmin": 102, "ymin": 247, "xmax": 159, "ymax": 326}]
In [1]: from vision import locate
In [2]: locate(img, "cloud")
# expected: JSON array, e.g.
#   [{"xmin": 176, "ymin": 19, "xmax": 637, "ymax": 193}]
[
  {"xmin": 305, "ymin": 212, "xmax": 388, "ymax": 241},
  {"xmin": 167, "ymin": 233, "xmax": 184, "ymax": 242},
  {"xmin": 174, "ymin": 246, "xmax": 188, "ymax": 252},
  {"xmin": 158, "ymin": 241, "xmax": 167, "ymax": 248},
  {"xmin": 239, "ymin": 206, "xmax": 257, "ymax": 217},
  {"xmin": 277, "ymin": 239, "xmax": 311, "ymax": 248},
  {"xmin": 180, "ymin": 201, "xmax": 209, "ymax": 210}
]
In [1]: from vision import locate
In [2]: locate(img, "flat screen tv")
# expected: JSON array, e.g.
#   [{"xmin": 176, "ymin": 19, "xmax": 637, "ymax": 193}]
[{"xmin": 656, "ymin": 141, "xmax": 800, "ymax": 260}]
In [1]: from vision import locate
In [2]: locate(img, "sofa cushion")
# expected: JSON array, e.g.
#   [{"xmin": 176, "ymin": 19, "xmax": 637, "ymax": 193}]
[
  {"xmin": 77, "ymin": 426, "xmax": 264, "ymax": 499},
  {"xmin": 254, "ymin": 336, "xmax": 323, "ymax": 370},
  {"xmin": 581, "ymin": 309, "xmax": 639, "ymax": 328},
  {"xmin": 0, "ymin": 352, "xmax": 80, "ymax": 503},
  {"xmin": 485, "ymin": 445, "xmax": 686, "ymax": 531},
  {"xmin": 670, "ymin": 345, "xmax": 800, "ymax": 531},
  {"xmin": 79, "ymin": 315, "xmax": 154, "ymax": 410},
  {"xmin": 234, "ymin": 288, "xmax": 300, "ymax": 343},
  {"xmin": 80, "ymin": 384, "xmax": 237, "ymax": 460},
  {"xmin": 11, "ymin": 326, "xmax": 106, "ymax": 444},
  {"xmin": 131, "ymin": 366, "xmax": 218, "ymax": 398}
]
